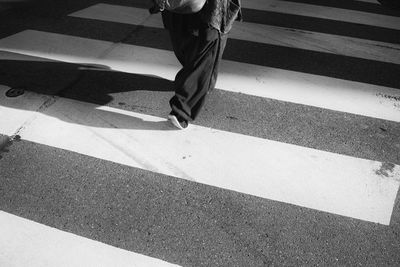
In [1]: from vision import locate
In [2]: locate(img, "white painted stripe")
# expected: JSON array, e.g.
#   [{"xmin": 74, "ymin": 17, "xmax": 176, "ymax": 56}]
[
  {"xmin": 242, "ymin": 0, "xmax": 400, "ymax": 30},
  {"xmin": 0, "ymin": 211, "xmax": 180, "ymax": 267},
  {"xmin": 0, "ymin": 85, "xmax": 51, "ymax": 136},
  {"xmin": 1, "ymin": 31, "xmax": 399, "ymax": 122},
  {"xmin": 0, "ymin": 50, "xmax": 55, "ymax": 62},
  {"xmin": 0, "ymin": 87, "xmax": 399, "ymax": 225},
  {"xmin": 69, "ymin": 4, "xmax": 400, "ymax": 65}
]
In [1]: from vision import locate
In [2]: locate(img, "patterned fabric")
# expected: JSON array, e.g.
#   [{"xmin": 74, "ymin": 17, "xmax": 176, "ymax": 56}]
[{"xmin": 200, "ymin": 0, "xmax": 242, "ymax": 34}]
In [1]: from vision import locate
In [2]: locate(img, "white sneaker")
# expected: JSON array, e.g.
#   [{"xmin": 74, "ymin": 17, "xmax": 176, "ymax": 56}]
[{"xmin": 168, "ymin": 113, "xmax": 189, "ymax": 130}]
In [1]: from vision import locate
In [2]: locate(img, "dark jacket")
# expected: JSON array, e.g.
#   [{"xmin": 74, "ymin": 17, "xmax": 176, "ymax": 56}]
[{"xmin": 200, "ymin": 0, "xmax": 242, "ymax": 34}]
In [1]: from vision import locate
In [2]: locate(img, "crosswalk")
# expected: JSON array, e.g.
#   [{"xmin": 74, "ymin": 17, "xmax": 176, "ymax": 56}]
[{"xmin": 1, "ymin": 0, "xmax": 400, "ymax": 265}]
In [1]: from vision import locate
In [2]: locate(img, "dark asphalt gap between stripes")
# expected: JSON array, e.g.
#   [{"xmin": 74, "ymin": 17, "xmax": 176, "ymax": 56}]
[{"xmin": 0, "ymin": 139, "xmax": 399, "ymax": 266}]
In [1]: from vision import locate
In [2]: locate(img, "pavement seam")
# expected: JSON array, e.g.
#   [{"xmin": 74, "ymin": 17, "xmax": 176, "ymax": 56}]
[
  {"xmin": 13, "ymin": 96, "xmax": 58, "ymax": 136},
  {"xmin": 2, "ymin": 94, "xmax": 58, "ymax": 146}
]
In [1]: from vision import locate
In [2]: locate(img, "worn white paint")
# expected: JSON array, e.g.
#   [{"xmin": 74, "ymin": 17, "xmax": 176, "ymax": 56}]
[
  {"xmin": 69, "ymin": 4, "xmax": 400, "ymax": 65},
  {"xmin": 0, "ymin": 86, "xmax": 399, "ymax": 225},
  {"xmin": 242, "ymin": 0, "xmax": 400, "ymax": 30},
  {"xmin": 1, "ymin": 31, "xmax": 399, "ymax": 122},
  {"xmin": 0, "ymin": 211, "xmax": 180, "ymax": 267}
]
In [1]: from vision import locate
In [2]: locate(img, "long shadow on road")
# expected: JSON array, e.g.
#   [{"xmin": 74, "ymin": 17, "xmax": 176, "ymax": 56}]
[{"xmin": 0, "ymin": 54, "xmax": 176, "ymax": 131}]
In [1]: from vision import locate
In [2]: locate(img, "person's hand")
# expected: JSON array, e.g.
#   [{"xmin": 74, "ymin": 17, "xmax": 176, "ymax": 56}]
[
  {"xmin": 149, "ymin": 0, "xmax": 165, "ymax": 14},
  {"xmin": 154, "ymin": 0, "xmax": 167, "ymax": 11}
]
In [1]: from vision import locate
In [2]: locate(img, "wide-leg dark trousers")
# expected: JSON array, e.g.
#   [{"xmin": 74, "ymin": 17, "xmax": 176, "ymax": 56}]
[{"xmin": 162, "ymin": 10, "xmax": 227, "ymax": 121}]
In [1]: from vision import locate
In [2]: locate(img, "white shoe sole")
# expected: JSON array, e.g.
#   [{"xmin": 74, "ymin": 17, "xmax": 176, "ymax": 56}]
[{"xmin": 168, "ymin": 114, "xmax": 187, "ymax": 130}]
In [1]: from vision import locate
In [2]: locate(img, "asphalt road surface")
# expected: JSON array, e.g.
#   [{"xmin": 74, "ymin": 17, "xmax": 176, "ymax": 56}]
[{"xmin": 0, "ymin": 0, "xmax": 400, "ymax": 266}]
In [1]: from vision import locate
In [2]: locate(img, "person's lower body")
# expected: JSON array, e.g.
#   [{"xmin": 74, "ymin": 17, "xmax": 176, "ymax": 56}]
[{"xmin": 162, "ymin": 10, "xmax": 227, "ymax": 129}]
